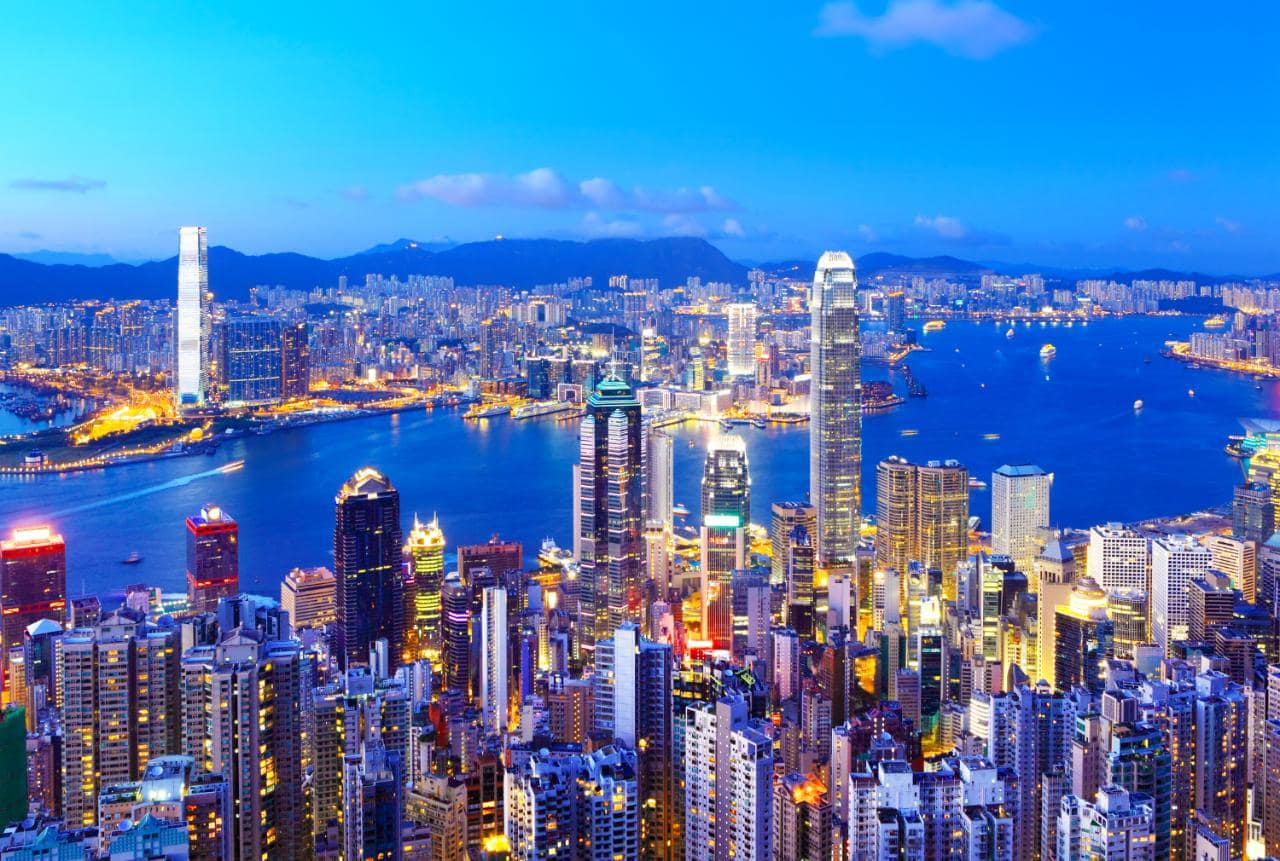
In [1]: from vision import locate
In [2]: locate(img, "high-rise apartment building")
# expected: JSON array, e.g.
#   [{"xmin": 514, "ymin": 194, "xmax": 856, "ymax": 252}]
[
  {"xmin": 576, "ymin": 372, "xmax": 643, "ymax": 653},
  {"xmin": 809, "ymin": 251, "xmax": 861, "ymax": 566},
  {"xmin": 0, "ymin": 526, "xmax": 65, "ymax": 693},
  {"xmin": 772, "ymin": 773, "xmax": 831, "ymax": 861},
  {"xmin": 991, "ymin": 464, "xmax": 1052, "ymax": 574},
  {"xmin": 343, "ymin": 735, "xmax": 403, "ymax": 861},
  {"xmin": 701, "ymin": 435, "xmax": 750, "ymax": 649},
  {"xmin": 334, "ymin": 468, "xmax": 404, "ymax": 669},
  {"xmin": 770, "ymin": 502, "xmax": 815, "ymax": 587},
  {"xmin": 185, "ymin": 504, "xmax": 239, "ymax": 614},
  {"xmin": 1057, "ymin": 786, "xmax": 1156, "ymax": 861},
  {"xmin": 280, "ymin": 565, "xmax": 337, "ymax": 631},
  {"xmin": 726, "ymin": 302, "xmax": 758, "ymax": 377},
  {"xmin": 175, "ymin": 226, "xmax": 209, "ymax": 409},
  {"xmin": 875, "ymin": 456, "xmax": 968, "ymax": 601},
  {"xmin": 480, "ymin": 585, "xmax": 508, "ymax": 736}
]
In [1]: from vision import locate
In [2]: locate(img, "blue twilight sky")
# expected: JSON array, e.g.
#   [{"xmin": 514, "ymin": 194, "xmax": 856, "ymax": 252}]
[{"xmin": 1, "ymin": 2, "xmax": 1277, "ymax": 272}]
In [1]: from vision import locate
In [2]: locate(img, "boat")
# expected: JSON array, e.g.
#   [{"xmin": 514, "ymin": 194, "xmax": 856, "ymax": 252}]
[
  {"xmin": 1188, "ymin": 389, "xmax": 1195, "ymax": 397},
  {"xmin": 1203, "ymin": 315, "xmax": 1228, "ymax": 329},
  {"xmin": 512, "ymin": 400, "xmax": 572, "ymax": 420},
  {"xmin": 899, "ymin": 429, "xmax": 919, "ymax": 437},
  {"xmin": 538, "ymin": 538, "xmax": 573, "ymax": 569},
  {"xmin": 752, "ymin": 418, "xmax": 766, "ymax": 429},
  {"xmin": 672, "ymin": 503, "xmax": 690, "ymax": 518},
  {"xmin": 982, "ymin": 433, "xmax": 1001, "ymax": 441},
  {"xmin": 922, "ymin": 320, "xmax": 946, "ymax": 332},
  {"xmin": 122, "ymin": 552, "xmax": 143, "ymax": 565},
  {"xmin": 1039, "ymin": 344, "xmax": 1057, "ymax": 359},
  {"xmin": 1005, "ymin": 328, "xmax": 1015, "ymax": 339},
  {"xmin": 967, "ymin": 477, "xmax": 987, "ymax": 491},
  {"xmin": 464, "ymin": 401, "xmax": 511, "ymax": 420},
  {"xmin": 1133, "ymin": 399, "xmax": 1144, "ymax": 411}
]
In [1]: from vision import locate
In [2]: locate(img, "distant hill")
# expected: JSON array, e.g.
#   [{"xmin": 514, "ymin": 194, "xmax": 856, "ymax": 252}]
[
  {"xmin": 0, "ymin": 237, "xmax": 748, "ymax": 304},
  {"xmin": 13, "ymin": 250, "xmax": 123, "ymax": 267},
  {"xmin": 0, "ymin": 236, "xmax": 1268, "ymax": 306}
]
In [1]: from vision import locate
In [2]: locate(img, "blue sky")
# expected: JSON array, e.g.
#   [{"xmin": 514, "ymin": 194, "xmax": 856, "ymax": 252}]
[{"xmin": 1, "ymin": 2, "xmax": 1277, "ymax": 272}]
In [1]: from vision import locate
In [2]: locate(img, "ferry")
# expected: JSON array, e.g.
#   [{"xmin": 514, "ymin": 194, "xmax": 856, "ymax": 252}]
[
  {"xmin": 967, "ymin": 477, "xmax": 987, "ymax": 491},
  {"xmin": 1005, "ymin": 328, "xmax": 1015, "ymax": 339},
  {"xmin": 899, "ymin": 429, "xmax": 919, "ymax": 438},
  {"xmin": 121, "ymin": 551, "xmax": 143, "ymax": 565},
  {"xmin": 1039, "ymin": 344, "xmax": 1057, "ymax": 359},
  {"xmin": 538, "ymin": 538, "xmax": 573, "ymax": 569},
  {"xmin": 922, "ymin": 320, "xmax": 946, "ymax": 333},
  {"xmin": 1133, "ymin": 399, "xmax": 1144, "ymax": 411},
  {"xmin": 512, "ymin": 400, "xmax": 572, "ymax": 420},
  {"xmin": 1203, "ymin": 315, "xmax": 1228, "ymax": 329},
  {"xmin": 464, "ymin": 402, "xmax": 511, "ymax": 420},
  {"xmin": 982, "ymin": 433, "xmax": 1001, "ymax": 441},
  {"xmin": 672, "ymin": 503, "xmax": 690, "ymax": 518}
]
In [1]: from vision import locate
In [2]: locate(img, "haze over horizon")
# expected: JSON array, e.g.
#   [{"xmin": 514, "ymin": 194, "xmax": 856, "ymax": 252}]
[{"xmin": 2, "ymin": 2, "xmax": 1277, "ymax": 273}]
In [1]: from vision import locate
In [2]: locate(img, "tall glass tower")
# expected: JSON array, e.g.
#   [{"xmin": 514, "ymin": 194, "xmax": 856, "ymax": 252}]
[
  {"xmin": 334, "ymin": 468, "xmax": 404, "ymax": 670},
  {"xmin": 576, "ymin": 370, "xmax": 643, "ymax": 655},
  {"xmin": 700, "ymin": 434, "xmax": 750, "ymax": 649},
  {"xmin": 175, "ymin": 226, "xmax": 209, "ymax": 409},
  {"xmin": 809, "ymin": 251, "xmax": 862, "ymax": 566}
]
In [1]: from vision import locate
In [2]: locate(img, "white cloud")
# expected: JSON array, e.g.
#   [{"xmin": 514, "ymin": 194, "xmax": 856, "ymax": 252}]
[
  {"xmin": 582, "ymin": 212, "xmax": 644, "ymax": 239},
  {"xmin": 914, "ymin": 214, "xmax": 967, "ymax": 239},
  {"xmin": 1216, "ymin": 216, "xmax": 1241, "ymax": 234},
  {"xmin": 721, "ymin": 218, "xmax": 746, "ymax": 238},
  {"xmin": 399, "ymin": 168, "xmax": 734, "ymax": 214},
  {"xmin": 662, "ymin": 214, "xmax": 709, "ymax": 238},
  {"xmin": 1123, "ymin": 215, "xmax": 1148, "ymax": 232},
  {"xmin": 857, "ymin": 223, "xmax": 879, "ymax": 242},
  {"xmin": 816, "ymin": 0, "xmax": 1036, "ymax": 59},
  {"xmin": 341, "ymin": 185, "xmax": 370, "ymax": 202}
]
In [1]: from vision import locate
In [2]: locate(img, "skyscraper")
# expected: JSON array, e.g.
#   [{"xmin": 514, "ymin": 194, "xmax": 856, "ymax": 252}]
[
  {"xmin": 770, "ymin": 502, "xmax": 815, "ymax": 587},
  {"xmin": 1054, "ymin": 577, "xmax": 1113, "ymax": 694},
  {"xmin": 404, "ymin": 514, "xmax": 446, "ymax": 661},
  {"xmin": 1151, "ymin": 534, "xmax": 1212, "ymax": 656},
  {"xmin": 280, "ymin": 565, "xmax": 336, "ymax": 631},
  {"xmin": 334, "ymin": 468, "xmax": 405, "ymax": 669},
  {"xmin": 701, "ymin": 435, "xmax": 750, "ymax": 649},
  {"xmin": 0, "ymin": 526, "xmax": 65, "ymax": 693},
  {"xmin": 185, "ymin": 505, "xmax": 239, "ymax": 614},
  {"xmin": 1087, "ymin": 523, "xmax": 1149, "ymax": 594},
  {"xmin": 221, "ymin": 315, "xmax": 283, "ymax": 405},
  {"xmin": 279, "ymin": 321, "xmax": 310, "ymax": 400},
  {"xmin": 343, "ymin": 735, "xmax": 403, "ymax": 861},
  {"xmin": 809, "ymin": 251, "xmax": 862, "ymax": 566},
  {"xmin": 175, "ymin": 226, "xmax": 209, "ymax": 409},
  {"xmin": 576, "ymin": 371, "xmax": 643, "ymax": 653},
  {"xmin": 991, "ymin": 464, "xmax": 1052, "ymax": 573},
  {"xmin": 442, "ymin": 572, "xmax": 472, "ymax": 702},
  {"xmin": 647, "ymin": 427, "xmax": 674, "ymax": 530},
  {"xmin": 772, "ymin": 773, "xmax": 832, "ymax": 861},
  {"xmin": 479, "ymin": 585, "xmax": 508, "ymax": 736},
  {"xmin": 725, "ymin": 302, "xmax": 758, "ymax": 377},
  {"xmin": 875, "ymin": 456, "xmax": 969, "ymax": 601}
]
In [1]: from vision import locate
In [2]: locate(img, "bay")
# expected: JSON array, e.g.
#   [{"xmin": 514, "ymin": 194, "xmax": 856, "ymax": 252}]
[{"xmin": 0, "ymin": 316, "xmax": 1267, "ymax": 597}]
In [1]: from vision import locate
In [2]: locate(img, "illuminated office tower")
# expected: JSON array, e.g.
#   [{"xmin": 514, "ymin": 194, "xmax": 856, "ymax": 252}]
[
  {"xmin": 1188, "ymin": 571, "xmax": 1235, "ymax": 642},
  {"xmin": 279, "ymin": 321, "xmax": 310, "ymax": 400},
  {"xmin": 457, "ymin": 537, "xmax": 523, "ymax": 583},
  {"xmin": 480, "ymin": 585, "xmax": 508, "ymax": 736},
  {"xmin": 1054, "ymin": 577, "xmax": 1113, "ymax": 694},
  {"xmin": 700, "ymin": 435, "xmax": 750, "ymax": 649},
  {"xmin": 1232, "ymin": 482, "xmax": 1274, "ymax": 544},
  {"xmin": 916, "ymin": 460, "xmax": 969, "ymax": 578},
  {"xmin": 1107, "ymin": 590, "xmax": 1148, "ymax": 660},
  {"xmin": 1036, "ymin": 538, "xmax": 1076, "ymax": 687},
  {"xmin": 576, "ymin": 371, "xmax": 643, "ymax": 653},
  {"xmin": 809, "ymin": 251, "xmax": 862, "ymax": 566},
  {"xmin": 915, "ymin": 628, "xmax": 945, "ymax": 736},
  {"xmin": 175, "ymin": 225, "xmax": 209, "ymax": 408},
  {"xmin": 1151, "ymin": 533, "xmax": 1211, "ymax": 656},
  {"xmin": 1194, "ymin": 672, "xmax": 1248, "ymax": 857},
  {"xmin": 342, "ymin": 735, "xmax": 403, "ymax": 861},
  {"xmin": 0, "ymin": 526, "xmax": 65, "ymax": 691},
  {"xmin": 185, "ymin": 505, "xmax": 238, "ymax": 614},
  {"xmin": 725, "ymin": 302, "xmax": 758, "ymax": 376},
  {"xmin": 1057, "ymin": 786, "xmax": 1156, "ymax": 861},
  {"xmin": 784, "ymin": 525, "xmax": 816, "ymax": 638},
  {"xmin": 594, "ymin": 622, "xmax": 673, "ymax": 861},
  {"xmin": 334, "ymin": 467, "xmax": 404, "ymax": 669},
  {"xmin": 59, "ymin": 610, "xmax": 181, "ymax": 827},
  {"xmin": 404, "ymin": 515, "xmax": 446, "ymax": 659},
  {"xmin": 991, "ymin": 464, "xmax": 1052, "ymax": 574},
  {"xmin": 441, "ymin": 572, "xmax": 471, "ymax": 702},
  {"xmin": 772, "ymin": 773, "xmax": 831, "ymax": 861},
  {"xmin": 683, "ymin": 693, "xmax": 775, "ymax": 861},
  {"xmin": 281, "ymin": 566, "xmax": 336, "ymax": 631},
  {"xmin": 1087, "ymin": 523, "xmax": 1149, "ymax": 594},
  {"xmin": 181, "ymin": 630, "xmax": 308, "ymax": 860},
  {"xmin": 770, "ymin": 502, "xmax": 815, "ymax": 587},
  {"xmin": 876, "ymin": 456, "xmax": 916, "ymax": 579},
  {"xmin": 885, "ymin": 290, "xmax": 906, "ymax": 334},
  {"xmin": 222, "ymin": 315, "xmax": 282, "ymax": 405},
  {"xmin": 1204, "ymin": 533, "xmax": 1257, "ymax": 604}
]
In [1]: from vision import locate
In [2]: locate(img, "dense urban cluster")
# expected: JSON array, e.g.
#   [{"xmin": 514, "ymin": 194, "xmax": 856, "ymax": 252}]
[{"xmin": 6, "ymin": 236, "xmax": 1280, "ymax": 861}]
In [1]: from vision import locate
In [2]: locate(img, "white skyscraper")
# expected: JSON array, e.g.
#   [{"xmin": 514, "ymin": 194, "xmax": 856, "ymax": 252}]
[
  {"xmin": 809, "ymin": 251, "xmax": 862, "ymax": 566},
  {"xmin": 480, "ymin": 585, "xmax": 508, "ymax": 735},
  {"xmin": 1087, "ymin": 523, "xmax": 1149, "ymax": 594},
  {"xmin": 175, "ymin": 225, "xmax": 209, "ymax": 409},
  {"xmin": 991, "ymin": 464, "xmax": 1052, "ymax": 572},
  {"xmin": 1151, "ymin": 534, "xmax": 1212, "ymax": 656},
  {"xmin": 725, "ymin": 302, "xmax": 758, "ymax": 377}
]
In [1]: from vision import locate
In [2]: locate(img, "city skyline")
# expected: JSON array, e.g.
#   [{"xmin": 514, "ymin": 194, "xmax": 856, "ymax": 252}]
[{"xmin": 1, "ymin": 4, "xmax": 1277, "ymax": 271}]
